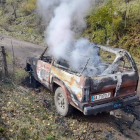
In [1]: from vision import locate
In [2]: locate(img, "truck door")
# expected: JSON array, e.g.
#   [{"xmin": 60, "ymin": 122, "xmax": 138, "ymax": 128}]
[{"xmin": 36, "ymin": 56, "xmax": 52, "ymax": 88}]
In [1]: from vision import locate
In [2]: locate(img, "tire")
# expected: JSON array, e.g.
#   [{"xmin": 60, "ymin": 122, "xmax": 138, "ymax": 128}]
[{"xmin": 54, "ymin": 87, "xmax": 73, "ymax": 116}]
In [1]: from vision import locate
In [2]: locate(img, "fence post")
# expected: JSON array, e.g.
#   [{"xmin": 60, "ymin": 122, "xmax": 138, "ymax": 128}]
[{"xmin": 1, "ymin": 46, "xmax": 8, "ymax": 77}]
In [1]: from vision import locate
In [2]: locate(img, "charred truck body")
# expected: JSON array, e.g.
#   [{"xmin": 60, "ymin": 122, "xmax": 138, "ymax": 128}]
[{"xmin": 25, "ymin": 45, "xmax": 139, "ymax": 116}]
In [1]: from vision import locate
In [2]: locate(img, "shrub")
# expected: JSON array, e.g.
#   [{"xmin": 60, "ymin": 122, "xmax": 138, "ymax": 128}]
[
  {"xmin": 92, "ymin": 30, "xmax": 106, "ymax": 44},
  {"xmin": 86, "ymin": 0, "xmax": 118, "ymax": 44},
  {"xmin": 20, "ymin": 0, "xmax": 37, "ymax": 15}
]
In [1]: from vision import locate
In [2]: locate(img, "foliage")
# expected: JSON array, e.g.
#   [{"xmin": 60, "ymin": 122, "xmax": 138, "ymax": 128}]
[
  {"xmin": 0, "ymin": 0, "xmax": 43, "ymax": 45},
  {"xmin": 20, "ymin": 0, "xmax": 37, "ymax": 15},
  {"xmin": 118, "ymin": 22, "xmax": 140, "ymax": 57},
  {"xmin": 85, "ymin": 0, "xmax": 124, "ymax": 44},
  {"xmin": 6, "ymin": 0, "xmax": 19, "ymax": 19},
  {"xmin": 0, "ymin": 0, "xmax": 140, "ymax": 58},
  {"xmin": 84, "ymin": 0, "xmax": 140, "ymax": 57},
  {"xmin": 7, "ymin": 0, "xmax": 17, "ymax": 5}
]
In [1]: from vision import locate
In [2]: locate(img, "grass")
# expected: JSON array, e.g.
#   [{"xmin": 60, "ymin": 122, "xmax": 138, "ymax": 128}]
[
  {"xmin": 0, "ymin": 51, "xmax": 86, "ymax": 140},
  {"xmin": 1, "ymin": 83, "xmax": 118, "ymax": 140},
  {"xmin": 0, "ymin": 81, "xmax": 89, "ymax": 140},
  {"xmin": 0, "ymin": 1, "xmax": 140, "ymax": 138},
  {"xmin": 2, "ymin": 49, "xmax": 140, "ymax": 140},
  {"xmin": 0, "ymin": 49, "xmax": 139, "ymax": 140},
  {"xmin": 0, "ymin": 7, "xmax": 44, "ymax": 46},
  {"xmin": 0, "ymin": 51, "xmax": 122, "ymax": 140}
]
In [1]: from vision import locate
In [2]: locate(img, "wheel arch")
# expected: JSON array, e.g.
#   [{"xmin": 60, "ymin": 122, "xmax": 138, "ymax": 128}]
[{"xmin": 52, "ymin": 77, "xmax": 71, "ymax": 104}]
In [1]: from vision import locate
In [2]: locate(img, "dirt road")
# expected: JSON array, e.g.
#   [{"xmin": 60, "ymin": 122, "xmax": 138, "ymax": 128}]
[
  {"xmin": 1, "ymin": 34, "xmax": 140, "ymax": 140},
  {"xmin": 0, "ymin": 33, "xmax": 45, "ymax": 66}
]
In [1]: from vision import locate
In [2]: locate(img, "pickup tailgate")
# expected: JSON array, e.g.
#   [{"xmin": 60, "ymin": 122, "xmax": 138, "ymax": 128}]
[{"xmin": 89, "ymin": 72, "xmax": 139, "ymax": 103}]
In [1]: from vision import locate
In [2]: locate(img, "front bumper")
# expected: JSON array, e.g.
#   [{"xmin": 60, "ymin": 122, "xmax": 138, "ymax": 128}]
[{"xmin": 84, "ymin": 95, "xmax": 139, "ymax": 115}]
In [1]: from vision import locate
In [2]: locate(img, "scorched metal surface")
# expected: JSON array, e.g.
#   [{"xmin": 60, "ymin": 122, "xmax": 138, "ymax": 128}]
[{"xmin": 25, "ymin": 45, "xmax": 139, "ymax": 116}]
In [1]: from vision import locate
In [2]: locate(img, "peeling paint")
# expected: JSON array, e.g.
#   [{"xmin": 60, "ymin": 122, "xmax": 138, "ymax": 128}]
[
  {"xmin": 114, "ymin": 72, "xmax": 123, "ymax": 97},
  {"xmin": 25, "ymin": 45, "xmax": 139, "ymax": 115}
]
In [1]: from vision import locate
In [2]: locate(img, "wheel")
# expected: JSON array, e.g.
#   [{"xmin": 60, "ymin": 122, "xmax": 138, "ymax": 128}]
[{"xmin": 54, "ymin": 87, "xmax": 73, "ymax": 116}]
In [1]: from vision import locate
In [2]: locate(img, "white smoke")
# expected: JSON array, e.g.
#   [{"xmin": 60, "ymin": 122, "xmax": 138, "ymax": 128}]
[
  {"xmin": 37, "ymin": 0, "xmax": 106, "ymax": 76},
  {"xmin": 68, "ymin": 38, "xmax": 106, "ymax": 76}
]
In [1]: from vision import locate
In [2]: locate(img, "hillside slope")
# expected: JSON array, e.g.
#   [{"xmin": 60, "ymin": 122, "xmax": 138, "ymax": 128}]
[
  {"xmin": 0, "ymin": 0, "xmax": 44, "ymax": 45},
  {"xmin": 0, "ymin": 0, "xmax": 140, "ymax": 58},
  {"xmin": 84, "ymin": 0, "xmax": 140, "ymax": 58}
]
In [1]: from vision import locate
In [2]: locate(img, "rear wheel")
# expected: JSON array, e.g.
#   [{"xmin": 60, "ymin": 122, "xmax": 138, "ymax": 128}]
[{"xmin": 54, "ymin": 87, "xmax": 73, "ymax": 116}]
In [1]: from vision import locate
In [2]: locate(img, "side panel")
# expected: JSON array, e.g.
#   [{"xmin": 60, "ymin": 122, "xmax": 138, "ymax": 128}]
[
  {"xmin": 50, "ymin": 66, "xmax": 84, "ymax": 102},
  {"xmin": 53, "ymin": 78, "xmax": 70, "ymax": 103},
  {"xmin": 37, "ymin": 60, "xmax": 51, "ymax": 88}
]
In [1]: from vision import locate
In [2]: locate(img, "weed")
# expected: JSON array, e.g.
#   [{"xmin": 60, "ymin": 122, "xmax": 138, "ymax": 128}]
[{"xmin": 0, "ymin": 126, "xmax": 6, "ymax": 134}]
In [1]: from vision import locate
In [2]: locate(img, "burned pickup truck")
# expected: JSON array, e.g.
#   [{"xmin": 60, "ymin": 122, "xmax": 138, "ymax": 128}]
[{"xmin": 25, "ymin": 44, "xmax": 139, "ymax": 116}]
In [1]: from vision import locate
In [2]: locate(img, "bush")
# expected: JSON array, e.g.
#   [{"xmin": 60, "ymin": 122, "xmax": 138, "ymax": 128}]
[
  {"xmin": 20, "ymin": 0, "xmax": 37, "ymax": 15},
  {"xmin": 86, "ymin": 0, "xmax": 123, "ymax": 45},
  {"xmin": 92, "ymin": 30, "xmax": 106, "ymax": 44}
]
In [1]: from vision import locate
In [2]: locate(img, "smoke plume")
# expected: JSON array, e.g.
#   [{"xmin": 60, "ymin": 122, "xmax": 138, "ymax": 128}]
[{"xmin": 37, "ymin": 0, "xmax": 105, "ymax": 76}]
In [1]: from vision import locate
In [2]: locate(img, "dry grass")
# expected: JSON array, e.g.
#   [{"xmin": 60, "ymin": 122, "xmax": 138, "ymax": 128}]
[{"xmin": 0, "ymin": 51, "xmax": 139, "ymax": 140}]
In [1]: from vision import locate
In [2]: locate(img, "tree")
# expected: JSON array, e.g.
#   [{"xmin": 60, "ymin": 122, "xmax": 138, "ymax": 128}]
[
  {"xmin": 7, "ymin": 0, "xmax": 18, "ymax": 19},
  {"xmin": 0, "ymin": 0, "xmax": 6, "ymax": 15},
  {"xmin": 124, "ymin": 0, "xmax": 130, "ymax": 28}
]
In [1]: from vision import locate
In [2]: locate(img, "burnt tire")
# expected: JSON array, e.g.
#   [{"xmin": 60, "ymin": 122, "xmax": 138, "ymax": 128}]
[{"xmin": 54, "ymin": 87, "xmax": 73, "ymax": 116}]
